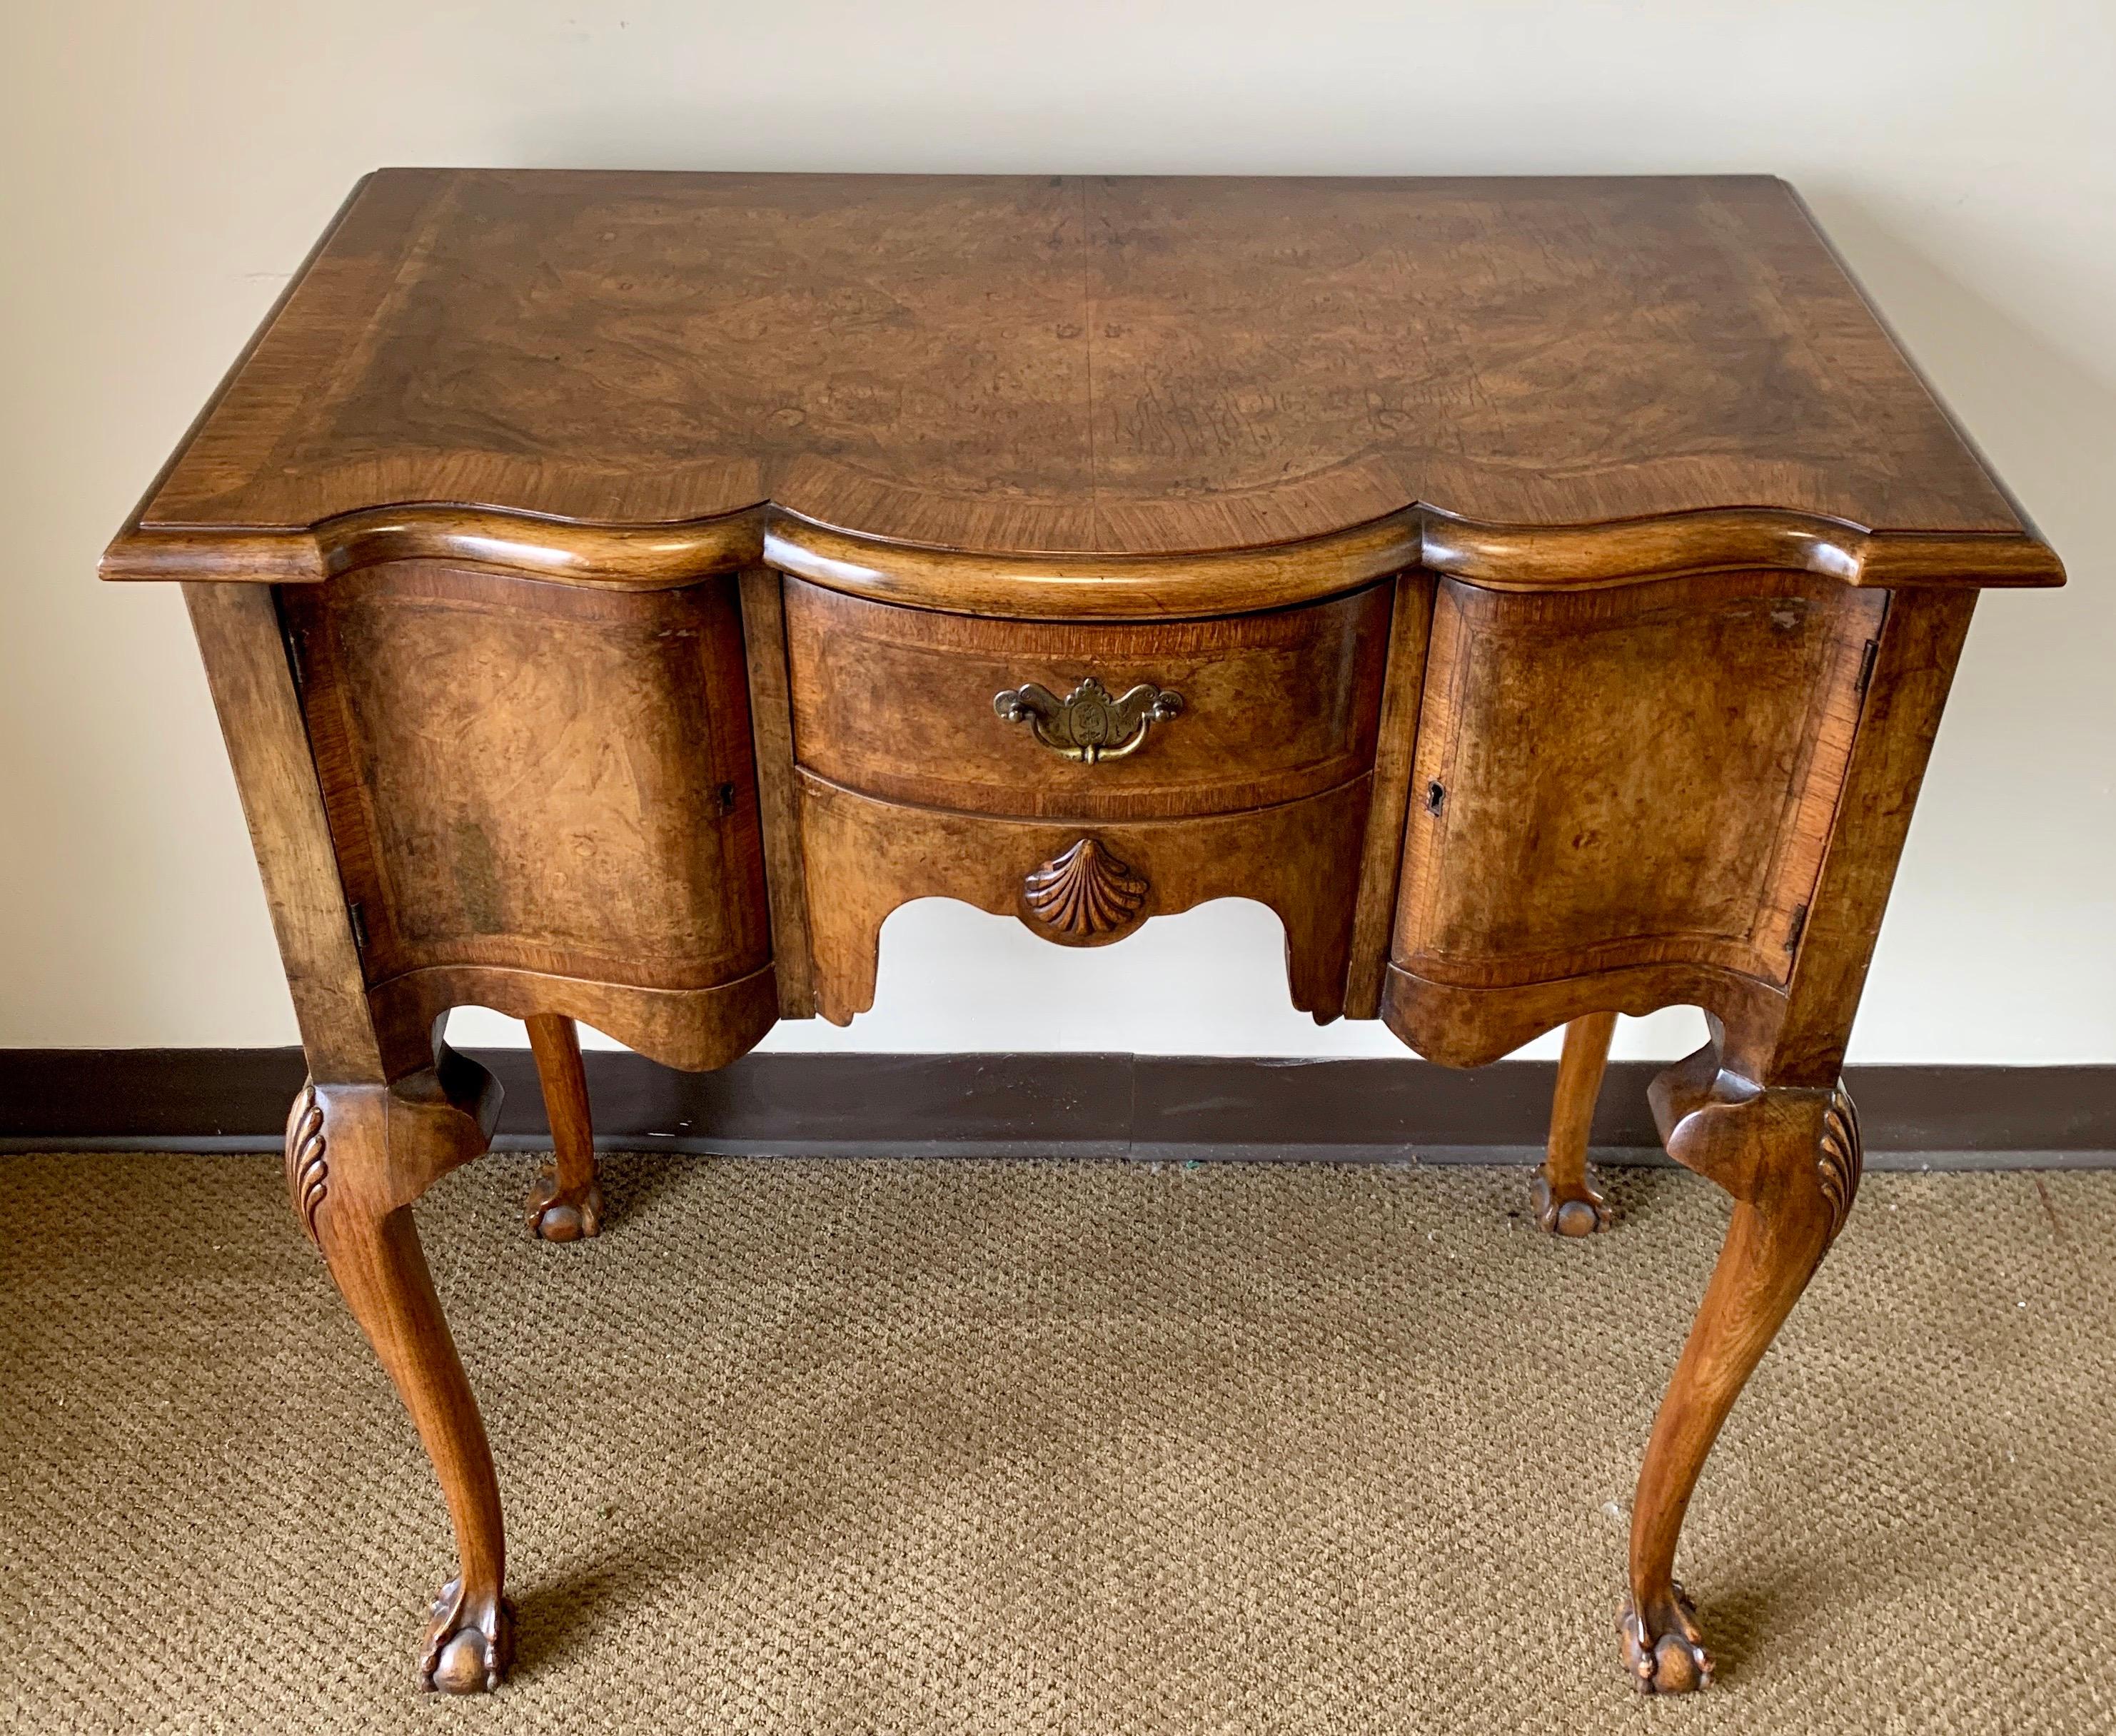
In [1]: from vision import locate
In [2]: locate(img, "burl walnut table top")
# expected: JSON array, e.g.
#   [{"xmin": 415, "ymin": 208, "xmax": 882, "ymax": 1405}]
[{"xmin": 120, "ymin": 171, "xmax": 2044, "ymax": 574}]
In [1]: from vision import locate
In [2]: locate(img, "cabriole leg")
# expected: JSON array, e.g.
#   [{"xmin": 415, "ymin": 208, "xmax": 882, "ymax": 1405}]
[
  {"xmin": 1619, "ymin": 1037, "xmax": 1861, "ymax": 1692},
  {"xmin": 523, "ymin": 1013, "xmax": 601, "ymax": 1241},
  {"xmin": 286, "ymin": 1049, "xmax": 515, "ymax": 1693},
  {"xmin": 1533, "ymin": 1010, "xmax": 1617, "ymax": 1235}
]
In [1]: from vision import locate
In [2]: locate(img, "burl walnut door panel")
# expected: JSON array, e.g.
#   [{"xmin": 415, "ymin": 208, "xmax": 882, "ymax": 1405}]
[
  {"xmin": 283, "ymin": 562, "xmax": 770, "ymax": 996},
  {"xmin": 1393, "ymin": 572, "xmax": 1887, "ymax": 990}
]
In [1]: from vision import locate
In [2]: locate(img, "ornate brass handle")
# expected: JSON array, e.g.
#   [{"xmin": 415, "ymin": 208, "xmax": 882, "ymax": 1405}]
[{"xmin": 992, "ymin": 676, "xmax": 1184, "ymax": 764}]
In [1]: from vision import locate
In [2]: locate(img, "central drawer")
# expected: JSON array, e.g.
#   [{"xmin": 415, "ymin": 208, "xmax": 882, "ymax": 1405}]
[{"xmin": 782, "ymin": 577, "xmax": 1392, "ymax": 819}]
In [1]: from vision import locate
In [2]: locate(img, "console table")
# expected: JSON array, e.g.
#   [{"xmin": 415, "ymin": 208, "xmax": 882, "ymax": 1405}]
[{"xmin": 104, "ymin": 171, "xmax": 2062, "ymax": 1697}]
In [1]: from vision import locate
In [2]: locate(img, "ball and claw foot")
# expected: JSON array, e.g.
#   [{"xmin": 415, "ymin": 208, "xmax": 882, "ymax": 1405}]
[
  {"xmin": 1620, "ymin": 1584, "xmax": 1713, "ymax": 1694},
  {"xmin": 525, "ymin": 1169, "xmax": 602, "ymax": 1241},
  {"xmin": 420, "ymin": 1576, "xmax": 515, "ymax": 1694},
  {"xmin": 1529, "ymin": 1171, "xmax": 1613, "ymax": 1238}
]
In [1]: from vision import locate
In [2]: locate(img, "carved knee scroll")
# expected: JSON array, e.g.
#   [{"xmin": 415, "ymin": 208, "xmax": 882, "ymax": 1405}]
[
  {"xmin": 1646, "ymin": 1040, "xmax": 1865, "ymax": 1233},
  {"xmin": 1815, "ymin": 1083, "xmax": 1862, "ymax": 1246},
  {"xmin": 284, "ymin": 1051, "xmax": 516, "ymax": 1693},
  {"xmin": 285, "ymin": 1081, "xmax": 329, "ymax": 1244},
  {"xmin": 1621, "ymin": 1039, "xmax": 1864, "ymax": 1694}
]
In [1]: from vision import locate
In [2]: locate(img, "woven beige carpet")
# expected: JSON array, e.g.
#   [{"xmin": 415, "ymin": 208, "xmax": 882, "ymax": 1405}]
[{"xmin": 4, "ymin": 1153, "xmax": 2114, "ymax": 1734}]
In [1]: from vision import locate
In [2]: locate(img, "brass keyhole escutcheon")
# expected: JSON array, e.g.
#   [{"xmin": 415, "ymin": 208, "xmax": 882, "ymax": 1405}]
[{"xmin": 993, "ymin": 676, "xmax": 1184, "ymax": 763}]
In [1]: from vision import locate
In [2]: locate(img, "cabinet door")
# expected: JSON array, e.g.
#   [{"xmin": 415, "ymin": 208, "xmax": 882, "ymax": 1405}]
[
  {"xmin": 283, "ymin": 561, "xmax": 770, "ymax": 994},
  {"xmin": 1392, "ymin": 572, "xmax": 1885, "ymax": 990}
]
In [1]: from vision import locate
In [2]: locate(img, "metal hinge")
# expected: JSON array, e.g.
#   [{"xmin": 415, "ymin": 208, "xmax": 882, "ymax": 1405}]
[
  {"xmin": 1784, "ymin": 902, "xmax": 1808, "ymax": 954},
  {"xmin": 1855, "ymin": 637, "xmax": 1880, "ymax": 699},
  {"xmin": 274, "ymin": 603, "xmax": 306, "ymax": 697},
  {"xmin": 348, "ymin": 901, "xmax": 370, "ymax": 953}
]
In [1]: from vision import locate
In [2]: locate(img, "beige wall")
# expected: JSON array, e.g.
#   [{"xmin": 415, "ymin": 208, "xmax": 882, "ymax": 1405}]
[{"xmin": 3, "ymin": 0, "xmax": 2110, "ymax": 1062}]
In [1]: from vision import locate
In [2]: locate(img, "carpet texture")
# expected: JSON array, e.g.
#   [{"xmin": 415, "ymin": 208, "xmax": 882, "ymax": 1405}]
[{"xmin": 3, "ymin": 1151, "xmax": 2113, "ymax": 1735}]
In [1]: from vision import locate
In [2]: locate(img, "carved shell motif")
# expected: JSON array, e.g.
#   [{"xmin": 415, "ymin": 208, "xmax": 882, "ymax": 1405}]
[
  {"xmin": 1022, "ymin": 839, "xmax": 1149, "ymax": 937},
  {"xmin": 1816, "ymin": 1082, "xmax": 1862, "ymax": 1246},
  {"xmin": 285, "ymin": 1081, "xmax": 328, "ymax": 1246}
]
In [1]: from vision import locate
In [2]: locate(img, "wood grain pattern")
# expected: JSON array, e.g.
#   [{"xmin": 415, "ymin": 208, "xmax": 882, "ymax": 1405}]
[
  {"xmin": 1763, "ymin": 587, "xmax": 1979, "ymax": 1085},
  {"xmin": 786, "ymin": 580, "xmax": 1390, "ymax": 819},
  {"xmin": 739, "ymin": 567, "xmax": 819, "ymax": 1018},
  {"xmin": 1381, "ymin": 957, "xmax": 1785, "ymax": 1073},
  {"xmin": 363, "ymin": 963, "xmax": 778, "ymax": 1077},
  {"xmin": 798, "ymin": 772, "xmax": 1372, "ymax": 1026},
  {"xmin": 283, "ymin": 561, "xmax": 770, "ymax": 994},
  {"xmin": 105, "ymin": 172, "xmax": 2060, "ymax": 606},
  {"xmin": 183, "ymin": 582, "xmax": 385, "ymax": 1082},
  {"xmin": 107, "ymin": 503, "xmax": 2061, "ymax": 608},
  {"xmin": 1394, "ymin": 572, "xmax": 1884, "ymax": 991},
  {"xmin": 1342, "ymin": 575, "xmax": 1436, "ymax": 1019}
]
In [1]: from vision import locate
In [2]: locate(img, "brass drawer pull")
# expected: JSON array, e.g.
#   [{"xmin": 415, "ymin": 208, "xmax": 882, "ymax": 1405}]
[{"xmin": 993, "ymin": 677, "xmax": 1184, "ymax": 763}]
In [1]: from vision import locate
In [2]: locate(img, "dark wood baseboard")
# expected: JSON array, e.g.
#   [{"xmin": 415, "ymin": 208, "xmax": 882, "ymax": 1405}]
[{"xmin": 1, "ymin": 1049, "xmax": 2110, "ymax": 1169}]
